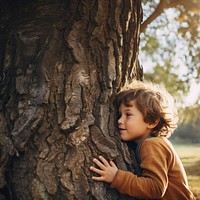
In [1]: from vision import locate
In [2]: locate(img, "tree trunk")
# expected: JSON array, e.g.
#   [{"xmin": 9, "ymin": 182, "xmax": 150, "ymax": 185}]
[{"xmin": 0, "ymin": 0, "xmax": 143, "ymax": 199}]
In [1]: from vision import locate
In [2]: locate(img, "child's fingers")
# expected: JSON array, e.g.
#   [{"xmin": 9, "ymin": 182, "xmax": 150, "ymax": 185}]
[
  {"xmin": 92, "ymin": 158, "xmax": 106, "ymax": 170},
  {"xmin": 109, "ymin": 160, "xmax": 117, "ymax": 168},
  {"xmin": 90, "ymin": 166, "xmax": 104, "ymax": 175},
  {"xmin": 92, "ymin": 176, "xmax": 105, "ymax": 182},
  {"xmin": 98, "ymin": 156, "xmax": 109, "ymax": 167}
]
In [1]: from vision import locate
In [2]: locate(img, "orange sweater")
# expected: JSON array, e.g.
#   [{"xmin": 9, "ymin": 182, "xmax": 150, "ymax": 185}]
[{"xmin": 111, "ymin": 137, "xmax": 196, "ymax": 200}]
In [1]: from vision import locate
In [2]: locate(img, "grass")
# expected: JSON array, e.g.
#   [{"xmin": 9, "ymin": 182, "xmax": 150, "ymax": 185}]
[{"xmin": 173, "ymin": 143, "xmax": 200, "ymax": 199}]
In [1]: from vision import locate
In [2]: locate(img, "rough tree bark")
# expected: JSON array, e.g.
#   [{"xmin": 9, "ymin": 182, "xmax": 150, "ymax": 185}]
[{"xmin": 0, "ymin": 0, "xmax": 143, "ymax": 199}]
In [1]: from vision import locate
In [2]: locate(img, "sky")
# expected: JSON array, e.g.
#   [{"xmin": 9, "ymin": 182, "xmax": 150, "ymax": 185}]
[{"xmin": 184, "ymin": 80, "xmax": 200, "ymax": 106}]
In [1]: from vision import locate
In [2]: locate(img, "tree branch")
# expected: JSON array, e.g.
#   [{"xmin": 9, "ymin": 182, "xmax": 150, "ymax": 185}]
[
  {"xmin": 140, "ymin": 0, "xmax": 199, "ymax": 33},
  {"xmin": 167, "ymin": 0, "xmax": 199, "ymax": 9},
  {"xmin": 140, "ymin": 0, "xmax": 168, "ymax": 32}
]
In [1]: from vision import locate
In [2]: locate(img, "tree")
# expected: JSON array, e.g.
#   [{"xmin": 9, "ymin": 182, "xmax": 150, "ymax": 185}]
[
  {"xmin": 0, "ymin": 0, "xmax": 143, "ymax": 199},
  {"xmin": 137, "ymin": 1, "xmax": 200, "ymax": 130},
  {"xmin": 141, "ymin": 0, "xmax": 200, "ymax": 34},
  {"xmin": 170, "ymin": 105, "xmax": 200, "ymax": 143},
  {"xmin": 140, "ymin": 0, "xmax": 200, "ymax": 103},
  {"xmin": 139, "ymin": 0, "xmax": 200, "ymax": 144}
]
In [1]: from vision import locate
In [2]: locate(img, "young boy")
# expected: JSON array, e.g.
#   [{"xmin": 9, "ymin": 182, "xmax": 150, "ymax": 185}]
[{"xmin": 90, "ymin": 80, "xmax": 196, "ymax": 200}]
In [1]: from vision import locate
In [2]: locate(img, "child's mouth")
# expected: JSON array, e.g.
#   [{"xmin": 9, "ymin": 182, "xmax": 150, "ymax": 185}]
[{"xmin": 118, "ymin": 128, "xmax": 126, "ymax": 132}]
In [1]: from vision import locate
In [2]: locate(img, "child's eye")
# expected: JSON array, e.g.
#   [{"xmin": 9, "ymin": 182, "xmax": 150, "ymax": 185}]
[{"xmin": 126, "ymin": 113, "xmax": 132, "ymax": 117}]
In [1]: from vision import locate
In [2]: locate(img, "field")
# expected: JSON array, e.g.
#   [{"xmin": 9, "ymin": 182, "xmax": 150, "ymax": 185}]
[{"xmin": 173, "ymin": 143, "xmax": 200, "ymax": 199}]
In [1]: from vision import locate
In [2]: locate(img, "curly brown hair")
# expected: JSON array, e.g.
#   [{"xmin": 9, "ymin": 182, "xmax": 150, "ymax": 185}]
[{"xmin": 115, "ymin": 80, "xmax": 179, "ymax": 137}]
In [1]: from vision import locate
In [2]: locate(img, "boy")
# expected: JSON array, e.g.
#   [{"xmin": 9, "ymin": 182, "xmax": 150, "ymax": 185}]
[{"xmin": 90, "ymin": 80, "xmax": 196, "ymax": 199}]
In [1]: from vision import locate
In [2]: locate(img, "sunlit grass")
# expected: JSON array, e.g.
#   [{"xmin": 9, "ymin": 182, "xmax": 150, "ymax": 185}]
[{"xmin": 173, "ymin": 143, "xmax": 200, "ymax": 199}]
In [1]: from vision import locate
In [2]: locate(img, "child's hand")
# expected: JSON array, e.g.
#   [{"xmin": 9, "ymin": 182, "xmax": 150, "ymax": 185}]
[{"xmin": 90, "ymin": 156, "xmax": 118, "ymax": 183}]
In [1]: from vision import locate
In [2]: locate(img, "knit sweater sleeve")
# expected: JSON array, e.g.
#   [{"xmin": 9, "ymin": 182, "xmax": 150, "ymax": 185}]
[{"xmin": 110, "ymin": 138, "xmax": 169, "ymax": 199}]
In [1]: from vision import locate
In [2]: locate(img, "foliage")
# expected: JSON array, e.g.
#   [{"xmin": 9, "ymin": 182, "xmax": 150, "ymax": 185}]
[
  {"xmin": 176, "ymin": 2, "xmax": 200, "ymax": 80},
  {"xmin": 140, "ymin": 0, "xmax": 200, "ymax": 129},
  {"xmin": 171, "ymin": 105, "xmax": 200, "ymax": 142},
  {"xmin": 179, "ymin": 105, "xmax": 200, "ymax": 125},
  {"xmin": 144, "ymin": 64, "xmax": 190, "ymax": 104},
  {"xmin": 174, "ymin": 122, "xmax": 200, "ymax": 143},
  {"xmin": 140, "ymin": 0, "xmax": 200, "ymax": 90}
]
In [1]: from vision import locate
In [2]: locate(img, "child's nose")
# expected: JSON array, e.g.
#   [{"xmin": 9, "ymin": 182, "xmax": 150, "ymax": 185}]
[{"xmin": 118, "ymin": 116, "xmax": 123, "ymax": 125}]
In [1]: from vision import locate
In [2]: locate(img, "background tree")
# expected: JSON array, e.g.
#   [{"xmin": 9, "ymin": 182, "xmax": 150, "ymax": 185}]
[
  {"xmin": 140, "ymin": 0, "xmax": 200, "ymax": 105},
  {"xmin": 0, "ymin": 0, "xmax": 142, "ymax": 199},
  {"xmin": 171, "ymin": 105, "xmax": 200, "ymax": 143},
  {"xmin": 139, "ymin": 0, "xmax": 200, "ymax": 134}
]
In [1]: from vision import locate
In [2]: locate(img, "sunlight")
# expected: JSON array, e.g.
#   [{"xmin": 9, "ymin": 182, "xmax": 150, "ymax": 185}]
[{"xmin": 185, "ymin": 81, "xmax": 200, "ymax": 106}]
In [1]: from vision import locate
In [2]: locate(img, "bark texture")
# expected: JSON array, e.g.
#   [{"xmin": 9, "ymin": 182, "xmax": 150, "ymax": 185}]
[{"xmin": 0, "ymin": 0, "xmax": 143, "ymax": 199}]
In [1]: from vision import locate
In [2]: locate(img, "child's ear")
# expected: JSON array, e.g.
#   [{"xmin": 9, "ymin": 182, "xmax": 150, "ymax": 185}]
[{"xmin": 148, "ymin": 118, "xmax": 160, "ymax": 129}]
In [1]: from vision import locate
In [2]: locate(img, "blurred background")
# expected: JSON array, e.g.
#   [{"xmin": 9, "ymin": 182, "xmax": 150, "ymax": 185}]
[{"xmin": 139, "ymin": 0, "xmax": 200, "ymax": 198}]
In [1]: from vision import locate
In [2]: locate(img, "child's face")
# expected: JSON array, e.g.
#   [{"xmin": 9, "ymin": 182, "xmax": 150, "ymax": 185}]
[{"xmin": 118, "ymin": 100, "xmax": 152, "ymax": 142}]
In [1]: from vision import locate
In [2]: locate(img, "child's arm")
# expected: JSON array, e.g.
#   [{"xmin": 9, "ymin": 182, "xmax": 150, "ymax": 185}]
[
  {"xmin": 90, "ymin": 139, "xmax": 169, "ymax": 199},
  {"xmin": 90, "ymin": 156, "xmax": 118, "ymax": 183}
]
